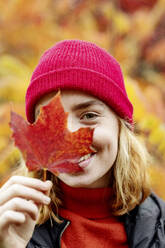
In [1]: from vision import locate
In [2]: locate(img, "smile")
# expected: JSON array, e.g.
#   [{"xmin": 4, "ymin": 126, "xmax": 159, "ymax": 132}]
[
  {"xmin": 78, "ymin": 153, "xmax": 93, "ymax": 163},
  {"xmin": 78, "ymin": 153, "xmax": 95, "ymax": 168}
]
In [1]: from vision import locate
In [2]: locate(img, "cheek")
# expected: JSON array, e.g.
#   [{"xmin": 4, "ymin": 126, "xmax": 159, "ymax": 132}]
[{"xmin": 92, "ymin": 126, "xmax": 119, "ymax": 151}]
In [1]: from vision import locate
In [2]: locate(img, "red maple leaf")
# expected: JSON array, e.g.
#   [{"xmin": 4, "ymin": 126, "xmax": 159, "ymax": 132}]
[{"xmin": 10, "ymin": 92, "xmax": 94, "ymax": 175}]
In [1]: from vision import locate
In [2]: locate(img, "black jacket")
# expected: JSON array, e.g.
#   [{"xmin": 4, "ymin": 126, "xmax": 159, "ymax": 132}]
[{"xmin": 26, "ymin": 192, "xmax": 165, "ymax": 248}]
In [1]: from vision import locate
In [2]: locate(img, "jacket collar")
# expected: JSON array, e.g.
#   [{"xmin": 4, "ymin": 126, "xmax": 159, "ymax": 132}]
[{"xmin": 123, "ymin": 192, "xmax": 165, "ymax": 248}]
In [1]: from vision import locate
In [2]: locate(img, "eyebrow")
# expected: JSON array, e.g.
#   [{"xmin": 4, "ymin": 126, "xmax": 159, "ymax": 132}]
[{"xmin": 72, "ymin": 100, "xmax": 104, "ymax": 111}]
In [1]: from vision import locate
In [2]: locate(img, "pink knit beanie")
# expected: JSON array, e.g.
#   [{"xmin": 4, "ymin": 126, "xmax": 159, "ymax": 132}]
[{"xmin": 26, "ymin": 40, "xmax": 133, "ymax": 124}]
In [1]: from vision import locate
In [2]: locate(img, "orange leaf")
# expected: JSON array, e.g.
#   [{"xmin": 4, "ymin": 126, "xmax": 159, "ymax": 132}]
[{"xmin": 10, "ymin": 92, "xmax": 94, "ymax": 175}]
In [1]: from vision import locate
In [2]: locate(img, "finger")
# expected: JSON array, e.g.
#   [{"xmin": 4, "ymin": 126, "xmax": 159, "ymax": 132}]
[
  {"xmin": 0, "ymin": 176, "xmax": 52, "ymax": 193},
  {"xmin": 0, "ymin": 198, "xmax": 39, "ymax": 221},
  {"xmin": 0, "ymin": 210, "xmax": 25, "ymax": 231},
  {"xmin": 0, "ymin": 184, "xmax": 51, "ymax": 206}
]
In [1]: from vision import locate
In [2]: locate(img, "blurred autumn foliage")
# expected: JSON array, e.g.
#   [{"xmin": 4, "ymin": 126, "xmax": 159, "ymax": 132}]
[{"xmin": 0, "ymin": 0, "xmax": 165, "ymax": 198}]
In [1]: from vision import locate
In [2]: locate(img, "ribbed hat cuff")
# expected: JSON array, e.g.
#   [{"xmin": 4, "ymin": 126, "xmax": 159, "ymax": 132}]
[{"xmin": 26, "ymin": 68, "xmax": 133, "ymax": 124}]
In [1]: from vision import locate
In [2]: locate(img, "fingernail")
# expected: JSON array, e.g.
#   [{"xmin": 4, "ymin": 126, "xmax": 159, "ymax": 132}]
[
  {"xmin": 43, "ymin": 196, "xmax": 51, "ymax": 204},
  {"xmin": 46, "ymin": 180, "xmax": 53, "ymax": 188}
]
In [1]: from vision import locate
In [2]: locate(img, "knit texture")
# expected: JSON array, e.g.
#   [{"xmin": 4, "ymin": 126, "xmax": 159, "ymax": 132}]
[
  {"xmin": 59, "ymin": 182, "xmax": 128, "ymax": 248},
  {"xmin": 25, "ymin": 40, "xmax": 133, "ymax": 124}
]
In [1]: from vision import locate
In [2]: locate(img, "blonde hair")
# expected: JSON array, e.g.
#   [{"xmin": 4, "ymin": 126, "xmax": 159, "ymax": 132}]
[
  {"xmin": 12, "ymin": 118, "xmax": 151, "ymax": 224},
  {"xmin": 111, "ymin": 119, "xmax": 151, "ymax": 215}
]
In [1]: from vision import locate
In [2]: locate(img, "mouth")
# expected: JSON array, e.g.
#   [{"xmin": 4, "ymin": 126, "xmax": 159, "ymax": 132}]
[
  {"xmin": 78, "ymin": 153, "xmax": 96, "ymax": 168},
  {"xmin": 49, "ymin": 150, "xmax": 96, "ymax": 174}
]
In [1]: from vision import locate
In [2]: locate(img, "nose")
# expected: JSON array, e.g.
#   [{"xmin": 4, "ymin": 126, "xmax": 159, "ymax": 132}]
[{"xmin": 67, "ymin": 115, "xmax": 81, "ymax": 132}]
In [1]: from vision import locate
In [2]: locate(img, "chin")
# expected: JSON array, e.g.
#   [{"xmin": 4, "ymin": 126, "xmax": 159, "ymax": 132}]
[{"xmin": 59, "ymin": 175, "xmax": 97, "ymax": 188}]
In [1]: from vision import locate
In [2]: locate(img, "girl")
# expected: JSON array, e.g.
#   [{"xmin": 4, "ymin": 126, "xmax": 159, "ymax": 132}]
[{"xmin": 0, "ymin": 40, "xmax": 164, "ymax": 248}]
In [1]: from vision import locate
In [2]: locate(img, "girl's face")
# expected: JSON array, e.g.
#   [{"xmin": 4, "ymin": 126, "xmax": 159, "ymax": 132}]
[{"xmin": 35, "ymin": 90, "xmax": 119, "ymax": 188}]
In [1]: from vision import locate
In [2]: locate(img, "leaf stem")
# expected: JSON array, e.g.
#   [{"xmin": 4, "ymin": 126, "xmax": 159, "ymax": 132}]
[{"xmin": 43, "ymin": 168, "xmax": 47, "ymax": 181}]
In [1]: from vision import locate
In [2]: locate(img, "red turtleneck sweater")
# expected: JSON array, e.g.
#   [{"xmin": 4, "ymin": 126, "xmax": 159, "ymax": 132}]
[{"xmin": 58, "ymin": 182, "xmax": 128, "ymax": 248}]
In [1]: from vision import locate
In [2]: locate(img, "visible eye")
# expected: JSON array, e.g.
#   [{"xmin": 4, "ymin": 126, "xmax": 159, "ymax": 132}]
[{"xmin": 80, "ymin": 112, "xmax": 98, "ymax": 121}]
